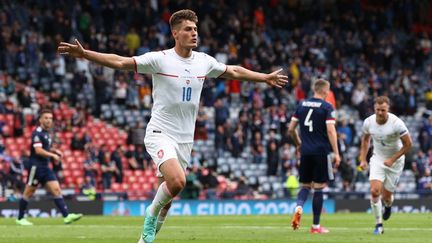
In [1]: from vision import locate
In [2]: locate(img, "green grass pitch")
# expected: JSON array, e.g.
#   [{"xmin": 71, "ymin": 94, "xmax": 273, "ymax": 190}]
[{"xmin": 1, "ymin": 213, "xmax": 431, "ymax": 242}]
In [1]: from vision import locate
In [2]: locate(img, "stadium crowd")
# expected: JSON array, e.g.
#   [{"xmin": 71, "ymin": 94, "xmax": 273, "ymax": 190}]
[{"xmin": 1, "ymin": 0, "xmax": 432, "ymax": 200}]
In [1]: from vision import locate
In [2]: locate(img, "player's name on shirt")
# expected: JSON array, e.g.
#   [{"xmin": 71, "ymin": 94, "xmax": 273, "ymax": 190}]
[{"xmin": 302, "ymin": 101, "xmax": 322, "ymax": 108}]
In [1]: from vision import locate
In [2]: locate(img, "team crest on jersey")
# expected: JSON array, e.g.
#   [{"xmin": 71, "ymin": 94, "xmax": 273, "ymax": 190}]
[
  {"xmin": 157, "ymin": 149, "xmax": 164, "ymax": 159},
  {"xmin": 186, "ymin": 79, "xmax": 191, "ymax": 85},
  {"xmin": 331, "ymin": 111, "xmax": 336, "ymax": 118}
]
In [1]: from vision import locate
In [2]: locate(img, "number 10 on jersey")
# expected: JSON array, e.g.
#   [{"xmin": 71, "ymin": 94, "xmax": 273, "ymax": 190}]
[{"xmin": 182, "ymin": 87, "xmax": 192, "ymax": 101}]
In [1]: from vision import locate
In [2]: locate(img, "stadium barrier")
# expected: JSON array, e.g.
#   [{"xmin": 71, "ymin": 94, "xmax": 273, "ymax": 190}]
[
  {"xmin": 2, "ymin": 198, "xmax": 430, "ymax": 218},
  {"xmin": 0, "ymin": 201, "xmax": 103, "ymax": 218},
  {"xmin": 336, "ymin": 198, "xmax": 432, "ymax": 213},
  {"xmin": 103, "ymin": 200, "xmax": 335, "ymax": 216}
]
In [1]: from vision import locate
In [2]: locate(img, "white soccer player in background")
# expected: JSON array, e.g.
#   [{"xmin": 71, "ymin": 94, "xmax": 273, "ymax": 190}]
[
  {"xmin": 58, "ymin": 9, "xmax": 288, "ymax": 243},
  {"xmin": 359, "ymin": 96, "xmax": 412, "ymax": 234}
]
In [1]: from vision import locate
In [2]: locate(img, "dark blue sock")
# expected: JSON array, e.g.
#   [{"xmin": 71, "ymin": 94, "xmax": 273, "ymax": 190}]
[
  {"xmin": 18, "ymin": 198, "xmax": 28, "ymax": 220},
  {"xmin": 313, "ymin": 190, "xmax": 324, "ymax": 225},
  {"xmin": 54, "ymin": 197, "xmax": 69, "ymax": 217},
  {"xmin": 296, "ymin": 187, "xmax": 310, "ymax": 207}
]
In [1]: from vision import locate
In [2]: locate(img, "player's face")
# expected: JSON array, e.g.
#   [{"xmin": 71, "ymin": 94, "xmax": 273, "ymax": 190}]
[
  {"xmin": 39, "ymin": 113, "xmax": 54, "ymax": 129},
  {"xmin": 374, "ymin": 102, "xmax": 389, "ymax": 124},
  {"xmin": 173, "ymin": 20, "xmax": 198, "ymax": 49}
]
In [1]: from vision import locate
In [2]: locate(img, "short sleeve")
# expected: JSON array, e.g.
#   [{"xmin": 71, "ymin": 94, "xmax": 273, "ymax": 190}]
[
  {"xmin": 396, "ymin": 119, "xmax": 409, "ymax": 137},
  {"xmin": 33, "ymin": 134, "xmax": 42, "ymax": 148},
  {"xmin": 133, "ymin": 51, "xmax": 161, "ymax": 74},
  {"xmin": 362, "ymin": 118, "xmax": 370, "ymax": 135},
  {"xmin": 325, "ymin": 106, "xmax": 336, "ymax": 124},
  {"xmin": 205, "ymin": 54, "xmax": 227, "ymax": 78},
  {"xmin": 291, "ymin": 106, "xmax": 300, "ymax": 122}
]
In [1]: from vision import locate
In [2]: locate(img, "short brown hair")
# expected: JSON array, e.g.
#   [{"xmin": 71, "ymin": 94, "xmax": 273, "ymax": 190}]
[
  {"xmin": 38, "ymin": 109, "xmax": 53, "ymax": 119},
  {"xmin": 169, "ymin": 9, "xmax": 198, "ymax": 30},
  {"xmin": 313, "ymin": 79, "xmax": 330, "ymax": 93},
  {"xmin": 374, "ymin": 96, "xmax": 390, "ymax": 106}
]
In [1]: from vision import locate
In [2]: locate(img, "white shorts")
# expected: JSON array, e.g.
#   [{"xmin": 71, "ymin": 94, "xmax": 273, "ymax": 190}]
[
  {"xmin": 369, "ymin": 155, "xmax": 404, "ymax": 192},
  {"xmin": 144, "ymin": 131, "xmax": 193, "ymax": 177}
]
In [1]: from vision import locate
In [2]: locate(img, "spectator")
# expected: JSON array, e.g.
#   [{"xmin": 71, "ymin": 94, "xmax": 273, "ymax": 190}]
[
  {"xmin": 180, "ymin": 167, "xmax": 201, "ymax": 199},
  {"xmin": 198, "ymin": 167, "xmax": 219, "ymax": 199},
  {"xmin": 266, "ymin": 140, "xmax": 280, "ymax": 176},
  {"xmin": 125, "ymin": 145, "xmax": 142, "ymax": 170},
  {"xmin": 194, "ymin": 105, "xmax": 208, "ymax": 140},
  {"xmin": 110, "ymin": 146, "xmax": 123, "ymax": 183},
  {"xmin": 101, "ymin": 153, "xmax": 118, "ymax": 190},
  {"xmin": 418, "ymin": 168, "xmax": 432, "ymax": 191}
]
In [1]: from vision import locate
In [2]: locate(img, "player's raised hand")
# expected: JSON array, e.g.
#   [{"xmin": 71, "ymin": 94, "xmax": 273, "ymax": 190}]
[
  {"xmin": 57, "ymin": 39, "xmax": 85, "ymax": 58},
  {"xmin": 265, "ymin": 68, "xmax": 288, "ymax": 88}
]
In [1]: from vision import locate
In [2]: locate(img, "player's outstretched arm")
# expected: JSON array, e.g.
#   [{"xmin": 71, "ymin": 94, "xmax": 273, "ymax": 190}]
[
  {"xmin": 57, "ymin": 39, "xmax": 135, "ymax": 71},
  {"xmin": 220, "ymin": 66, "xmax": 288, "ymax": 88}
]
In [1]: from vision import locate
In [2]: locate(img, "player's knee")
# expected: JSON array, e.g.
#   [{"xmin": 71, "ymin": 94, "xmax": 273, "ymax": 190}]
[
  {"xmin": 168, "ymin": 177, "xmax": 186, "ymax": 194},
  {"xmin": 370, "ymin": 187, "xmax": 380, "ymax": 198}
]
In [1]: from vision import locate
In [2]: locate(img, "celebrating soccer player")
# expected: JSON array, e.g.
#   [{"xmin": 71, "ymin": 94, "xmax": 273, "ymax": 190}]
[
  {"xmin": 58, "ymin": 9, "xmax": 288, "ymax": 243},
  {"xmin": 359, "ymin": 96, "xmax": 412, "ymax": 234},
  {"xmin": 288, "ymin": 79, "xmax": 340, "ymax": 233},
  {"xmin": 16, "ymin": 109, "xmax": 82, "ymax": 226}
]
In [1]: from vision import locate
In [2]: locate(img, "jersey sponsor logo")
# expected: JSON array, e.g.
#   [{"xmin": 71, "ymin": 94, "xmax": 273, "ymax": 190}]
[{"xmin": 157, "ymin": 149, "xmax": 164, "ymax": 159}]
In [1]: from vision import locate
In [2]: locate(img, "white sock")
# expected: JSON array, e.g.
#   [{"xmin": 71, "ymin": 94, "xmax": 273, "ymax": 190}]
[
  {"xmin": 370, "ymin": 198, "xmax": 383, "ymax": 224},
  {"xmin": 149, "ymin": 182, "xmax": 173, "ymax": 216},
  {"xmin": 312, "ymin": 224, "xmax": 320, "ymax": 229},
  {"xmin": 156, "ymin": 214, "xmax": 167, "ymax": 233}
]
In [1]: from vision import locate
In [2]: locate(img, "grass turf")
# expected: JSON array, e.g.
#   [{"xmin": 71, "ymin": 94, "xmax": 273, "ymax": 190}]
[{"xmin": 1, "ymin": 213, "xmax": 431, "ymax": 242}]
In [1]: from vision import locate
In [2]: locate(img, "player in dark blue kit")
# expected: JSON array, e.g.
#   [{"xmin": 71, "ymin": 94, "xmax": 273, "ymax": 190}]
[
  {"xmin": 288, "ymin": 79, "xmax": 340, "ymax": 233},
  {"xmin": 16, "ymin": 109, "xmax": 82, "ymax": 226}
]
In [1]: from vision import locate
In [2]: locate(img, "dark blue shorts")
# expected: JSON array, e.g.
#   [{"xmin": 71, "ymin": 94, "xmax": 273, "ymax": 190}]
[
  {"xmin": 299, "ymin": 154, "xmax": 334, "ymax": 183},
  {"xmin": 26, "ymin": 165, "xmax": 57, "ymax": 186}
]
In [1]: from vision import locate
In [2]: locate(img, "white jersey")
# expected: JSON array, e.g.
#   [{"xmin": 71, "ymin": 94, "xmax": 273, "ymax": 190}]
[
  {"xmin": 133, "ymin": 48, "xmax": 227, "ymax": 143},
  {"xmin": 362, "ymin": 113, "xmax": 409, "ymax": 159}
]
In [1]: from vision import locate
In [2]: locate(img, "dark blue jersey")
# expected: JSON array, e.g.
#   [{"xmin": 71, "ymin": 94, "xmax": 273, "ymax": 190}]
[
  {"xmin": 291, "ymin": 98, "xmax": 336, "ymax": 155},
  {"xmin": 29, "ymin": 126, "xmax": 52, "ymax": 167}
]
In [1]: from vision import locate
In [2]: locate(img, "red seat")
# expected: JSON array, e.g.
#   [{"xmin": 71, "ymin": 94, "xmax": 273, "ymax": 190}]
[
  {"xmin": 128, "ymin": 175, "xmax": 137, "ymax": 183},
  {"xmin": 75, "ymin": 177, "xmax": 84, "ymax": 186},
  {"xmin": 69, "ymin": 162, "xmax": 80, "ymax": 170},
  {"xmin": 134, "ymin": 170, "xmax": 143, "ymax": 177},
  {"xmin": 63, "ymin": 170, "xmax": 72, "ymax": 177},
  {"xmin": 111, "ymin": 183, "xmax": 122, "ymax": 192},
  {"xmin": 72, "ymin": 170, "xmax": 83, "ymax": 177},
  {"xmin": 144, "ymin": 169, "xmax": 154, "ymax": 177},
  {"xmin": 137, "ymin": 176, "xmax": 147, "ymax": 184},
  {"xmin": 148, "ymin": 177, "xmax": 157, "ymax": 184},
  {"xmin": 124, "ymin": 170, "xmax": 133, "ymax": 177},
  {"xmin": 131, "ymin": 182, "xmax": 141, "ymax": 191},
  {"xmin": 142, "ymin": 183, "xmax": 151, "ymax": 192}
]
